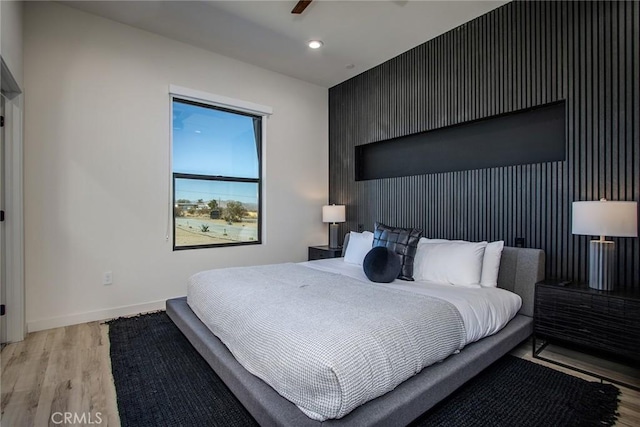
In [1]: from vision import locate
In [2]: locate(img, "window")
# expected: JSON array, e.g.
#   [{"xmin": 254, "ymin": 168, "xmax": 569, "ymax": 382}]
[{"xmin": 171, "ymin": 92, "xmax": 267, "ymax": 250}]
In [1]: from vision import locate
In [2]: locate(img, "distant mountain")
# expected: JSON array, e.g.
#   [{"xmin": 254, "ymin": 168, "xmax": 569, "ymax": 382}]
[
  {"xmin": 219, "ymin": 200, "xmax": 258, "ymax": 211},
  {"xmin": 186, "ymin": 199, "xmax": 258, "ymax": 212}
]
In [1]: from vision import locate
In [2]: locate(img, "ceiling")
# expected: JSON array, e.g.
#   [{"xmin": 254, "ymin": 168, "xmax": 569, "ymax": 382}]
[{"xmin": 60, "ymin": 0, "xmax": 508, "ymax": 88}]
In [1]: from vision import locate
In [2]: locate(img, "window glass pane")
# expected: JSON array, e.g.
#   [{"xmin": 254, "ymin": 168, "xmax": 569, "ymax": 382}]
[
  {"xmin": 173, "ymin": 99, "xmax": 259, "ymax": 178},
  {"xmin": 174, "ymin": 178, "xmax": 259, "ymax": 248}
]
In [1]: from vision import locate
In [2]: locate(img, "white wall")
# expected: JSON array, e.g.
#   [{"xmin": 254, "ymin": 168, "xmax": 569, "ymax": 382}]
[
  {"xmin": 1, "ymin": 0, "xmax": 23, "ymax": 88},
  {"xmin": 24, "ymin": 2, "xmax": 328, "ymax": 331}
]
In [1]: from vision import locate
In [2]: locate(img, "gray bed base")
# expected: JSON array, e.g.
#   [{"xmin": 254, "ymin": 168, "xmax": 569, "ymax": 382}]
[{"xmin": 166, "ymin": 246, "xmax": 544, "ymax": 427}]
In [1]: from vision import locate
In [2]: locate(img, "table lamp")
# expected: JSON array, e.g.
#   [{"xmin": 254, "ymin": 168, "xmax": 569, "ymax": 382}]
[
  {"xmin": 322, "ymin": 205, "xmax": 345, "ymax": 249},
  {"xmin": 572, "ymin": 199, "xmax": 638, "ymax": 291}
]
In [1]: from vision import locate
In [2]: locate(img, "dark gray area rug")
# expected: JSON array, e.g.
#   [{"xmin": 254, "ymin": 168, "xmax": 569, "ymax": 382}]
[{"xmin": 109, "ymin": 312, "xmax": 619, "ymax": 427}]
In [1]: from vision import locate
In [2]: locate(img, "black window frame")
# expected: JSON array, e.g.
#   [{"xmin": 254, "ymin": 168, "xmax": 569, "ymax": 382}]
[{"xmin": 172, "ymin": 97, "xmax": 263, "ymax": 251}]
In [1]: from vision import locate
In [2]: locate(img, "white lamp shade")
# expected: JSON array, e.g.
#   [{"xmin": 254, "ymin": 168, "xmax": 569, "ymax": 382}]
[
  {"xmin": 322, "ymin": 205, "xmax": 345, "ymax": 223},
  {"xmin": 572, "ymin": 200, "xmax": 638, "ymax": 237}
]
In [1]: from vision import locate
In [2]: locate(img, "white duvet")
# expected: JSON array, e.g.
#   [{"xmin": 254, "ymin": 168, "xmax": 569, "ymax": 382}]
[
  {"xmin": 301, "ymin": 257, "xmax": 522, "ymax": 344},
  {"xmin": 188, "ymin": 262, "xmax": 466, "ymax": 421}
]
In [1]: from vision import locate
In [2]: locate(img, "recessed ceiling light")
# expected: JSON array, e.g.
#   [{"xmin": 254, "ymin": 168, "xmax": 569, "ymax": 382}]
[
  {"xmin": 346, "ymin": 64, "xmax": 355, "ymax": 69},
  {"xmin": 308, "ymin": 40, "xmax": 323, "ymax": 49}
]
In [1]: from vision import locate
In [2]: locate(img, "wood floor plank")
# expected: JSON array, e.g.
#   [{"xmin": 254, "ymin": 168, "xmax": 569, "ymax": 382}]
[
  {"xmin": 33, "ymin": 384, "xmax": 57, "ymax": 427},
  {"xmin": 1, "ymin": 390, "xmax": 39, "ymax": 427},
  {"xmin": 2, "ymin": 322, "xmax": 638, "ymax": 426},
  {"xmin": 0, "ymin": 344, "xmax": 16, "ymax": 372}
]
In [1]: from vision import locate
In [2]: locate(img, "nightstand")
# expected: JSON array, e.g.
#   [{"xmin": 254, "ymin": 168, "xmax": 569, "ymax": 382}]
[
  {"xmin": 308, "ymin": 245, "xmax": 342, "ymax": 261},
  {"xmin": 534, "ymin": 279, "xmax": 640, "ymax": 390}
]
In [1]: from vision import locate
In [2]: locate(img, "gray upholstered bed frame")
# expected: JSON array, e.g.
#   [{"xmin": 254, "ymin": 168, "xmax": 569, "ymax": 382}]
[{"xmin": 166, "ymin": 245, "xmax": 544, "ymax": 426}]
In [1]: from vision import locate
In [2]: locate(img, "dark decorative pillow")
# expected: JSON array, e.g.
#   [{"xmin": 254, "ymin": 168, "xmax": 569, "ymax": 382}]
[
  {"xmin": 363, "ymin": 247, "xmax": 402, "ymax": 283},
  {"xmin": 373, "ymin": 222, "xmax": 422, "ymax": 281}
]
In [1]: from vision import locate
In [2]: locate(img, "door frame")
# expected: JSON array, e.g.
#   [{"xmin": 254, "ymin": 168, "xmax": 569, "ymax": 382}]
[
  {"xmin": 1, "ymin": 94, "xmax": 5, "ymax": 345},
  {"xmin": 1, "ymin": 58, "xmax": 26, "ymax": 343}
]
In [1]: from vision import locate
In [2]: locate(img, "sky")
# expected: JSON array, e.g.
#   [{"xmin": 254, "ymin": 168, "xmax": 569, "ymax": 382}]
[{"xmin": 173, "ymin": 99, "xmax": 260, "ymax": 205}]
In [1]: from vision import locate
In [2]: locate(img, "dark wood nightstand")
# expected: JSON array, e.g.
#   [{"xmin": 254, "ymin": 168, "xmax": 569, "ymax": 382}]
[
  {"xmin": 534, "ymin": 279, "xmax": 640, "ymax": 390},
  {"xmin": 308, "ymin": 245, "xmax": 342, "ymax": 261}
]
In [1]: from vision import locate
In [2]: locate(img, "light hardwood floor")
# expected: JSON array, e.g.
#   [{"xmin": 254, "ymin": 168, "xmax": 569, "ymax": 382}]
[
  {"xmin": 1, "ymin": 321, "xmax": 639, "ymax": 426},
  {"xmin": 1, "ymin": 323, "xmax": 119, "ymax": 427}
]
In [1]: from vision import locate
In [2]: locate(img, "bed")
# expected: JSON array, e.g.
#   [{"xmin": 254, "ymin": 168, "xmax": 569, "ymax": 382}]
[{"xmin": 166, "ymin": 239, "xmax": 544, "ymax": 426}]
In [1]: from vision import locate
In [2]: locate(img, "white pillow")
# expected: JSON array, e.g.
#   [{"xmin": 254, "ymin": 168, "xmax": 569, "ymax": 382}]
[
  {"xmin": 418, "ymin": 237, "xmax": 505, "ymax": 288},
  {"xmin": 419, "ymin": 238, "xmax": 454, "ymax": 244},
  {"xmin": 479, "ymin": 240, "xmax": 504, "ymax": 288},
  {"xmin": 343, "ymin": 231, "xmax": 374, "ymax": 266},
  {"xmin": 413, "ymin": 241, "xmax": 487, "ymax": 287}
]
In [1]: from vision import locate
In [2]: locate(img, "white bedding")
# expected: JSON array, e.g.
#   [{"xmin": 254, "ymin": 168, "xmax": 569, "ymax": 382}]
[
  {"xmin": 188, "ymin": 263, "xmax": 466, "ymax": 421},
  {"xmin": 301, "ymin": 257, "xmax": 522, "ymax": 344}
]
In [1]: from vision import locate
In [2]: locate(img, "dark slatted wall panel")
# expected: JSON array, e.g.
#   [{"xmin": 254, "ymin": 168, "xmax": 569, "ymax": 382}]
[{"xmin": 328, "ymin": 1, "xmax": 640, "ymax": 290}]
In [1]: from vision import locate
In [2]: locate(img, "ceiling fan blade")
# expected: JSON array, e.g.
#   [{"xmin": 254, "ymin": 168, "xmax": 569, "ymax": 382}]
[{"xmin": 291, "ymin": 0, "xmax": 312, "ymax": 14}]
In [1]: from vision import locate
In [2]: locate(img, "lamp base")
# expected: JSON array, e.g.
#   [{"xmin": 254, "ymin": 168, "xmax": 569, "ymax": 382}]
[
  {"xmin": 329, "ymin": 224, "xmax": 340, "ymax": 249},
  {"xmin": 589, "ymin": 240, "xmax": 615, "ymax": 291}
]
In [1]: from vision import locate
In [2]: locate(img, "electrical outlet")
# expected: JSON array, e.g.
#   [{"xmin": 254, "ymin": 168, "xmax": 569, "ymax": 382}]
[{"xmin": 102, "ymin": 271, "xmax": 113, "ymax": 285}]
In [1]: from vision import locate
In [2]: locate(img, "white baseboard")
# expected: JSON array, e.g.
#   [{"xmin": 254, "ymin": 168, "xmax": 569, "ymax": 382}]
[{"xmin": 26, "ymin": 299, "xmax": 178, "ymax": 333}]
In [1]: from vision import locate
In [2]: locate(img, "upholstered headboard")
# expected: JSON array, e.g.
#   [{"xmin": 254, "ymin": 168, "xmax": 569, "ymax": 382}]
[
  {"xmin": 341, "ymin": 233, "xmax": 545, "ymax": 317},
  {"xmin": 495, "ymin": 247, "xmax": 545, "ymax": 317}
]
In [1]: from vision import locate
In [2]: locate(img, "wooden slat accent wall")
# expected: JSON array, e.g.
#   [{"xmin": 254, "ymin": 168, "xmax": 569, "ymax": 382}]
[{"xmin": 328, "ymin": 0, "xmax": 639, "ymax": 289}]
